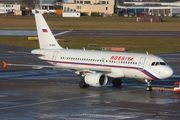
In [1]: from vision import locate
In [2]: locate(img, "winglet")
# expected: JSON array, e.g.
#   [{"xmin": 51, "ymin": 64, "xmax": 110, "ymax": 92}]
[{"xmin": 2, "ymin": 61, "xmax": 7, "ymax": 68}]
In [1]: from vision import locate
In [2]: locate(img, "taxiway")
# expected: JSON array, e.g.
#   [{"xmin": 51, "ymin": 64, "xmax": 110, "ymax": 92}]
[{"xmin": 0, "ymin": 30, "xmax": 179, "ymax": 38}]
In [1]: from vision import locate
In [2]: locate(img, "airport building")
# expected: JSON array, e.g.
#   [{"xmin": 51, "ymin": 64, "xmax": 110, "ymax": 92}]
[
  {"xmin": 33, "ymin": 0, "xmax": 63, "ymax": 14},
  {"xmin": 63, "ymin": 0, "xmax": 180, "ymax": 16},
  {"xmin": 117, "ymin": 6, "xmax": 172, "ymax": 16},
  {"xmin": 63, "ymin": 0, "xmax": 115, "ymax": 16},
  {"xmin": 0, "ymin": 0, "xmax": 179, "ymax": 17},
  {"xmin": 0, "ymin": 3, "xmax": 20, "ymax": 13},
  {"xmin": 117, "ymin": 0, "xmax": 180, "ymax": 17}
]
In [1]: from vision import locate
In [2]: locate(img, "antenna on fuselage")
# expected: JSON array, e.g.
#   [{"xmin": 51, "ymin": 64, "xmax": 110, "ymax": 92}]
[{"xmin": 146, "ymin": 51, "xmax": 149, "ymax": 55}]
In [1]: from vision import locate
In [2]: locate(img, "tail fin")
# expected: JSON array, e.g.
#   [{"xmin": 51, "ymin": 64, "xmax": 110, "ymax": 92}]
[{"xmin": 34, "ymin": 13, "xmax": 63, "ymax": 49}]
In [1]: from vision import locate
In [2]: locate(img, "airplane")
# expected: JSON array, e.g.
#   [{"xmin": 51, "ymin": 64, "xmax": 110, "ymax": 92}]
[{"xmin": 2, "ymin": 13, "xmax": 174, "ymax": 91}]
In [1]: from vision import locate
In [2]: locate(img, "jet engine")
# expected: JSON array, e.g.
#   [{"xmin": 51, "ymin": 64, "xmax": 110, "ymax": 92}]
[{"xmin": 84, "ymin": 73, "xmax": 108, "ymax": 87}]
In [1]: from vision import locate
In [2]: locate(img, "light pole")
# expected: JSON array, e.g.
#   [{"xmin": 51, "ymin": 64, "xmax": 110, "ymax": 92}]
[{"xmin": 40, "ymin": 0, "xmax": 42, "ymax": 10}]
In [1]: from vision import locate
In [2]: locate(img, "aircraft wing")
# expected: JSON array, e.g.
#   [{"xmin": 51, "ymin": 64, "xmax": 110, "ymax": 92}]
[
  {"xmin": 2, "ymin": 61, "xmax": 112, "ymax": 73},
  {"xmin": 67, "ymin": 68, "xmax": 112, "ymax": 75},
  {"xmin": 53, "ymin": 30, "xmax": 71, "ymax": 36},
  {"xmin": 0, "ymin": 50, "xmax": 30, "ymax": 54},
  {"xmin": 2, "ymin": 61, "xmax": 62, "ymax": 69},
  {"xmin": 0, "ymin": 50, "xmax": 42, "ymax": 57}
]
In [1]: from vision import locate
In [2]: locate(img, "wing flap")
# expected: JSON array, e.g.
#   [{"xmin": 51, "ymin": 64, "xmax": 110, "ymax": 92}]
[
  {"xmin": 2, "ymin": 61, "xmax": 62, "ymax": 69},
  {"xmin": 70, "ymin": 68, "xmax": 112, "ymax": 75},
  {"xmin": 0, "ymin": 50, "xmax": 43, "ymax": 58},
  {"xmin": 53, "ymin": 30, "xmax": 71, "ymax": 36}
]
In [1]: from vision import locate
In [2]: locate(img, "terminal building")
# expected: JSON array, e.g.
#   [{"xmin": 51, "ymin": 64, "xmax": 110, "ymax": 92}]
[
  {"xmin": 63, "ymin": 0, "xmax": 180, "ymax": 17},
  {"xmin": 117, "ymin": 0, "xmax": 180, "ymax": 17},
  {"xmin": 0, "ymin": 0, "xmax": 179, "ymax": 17},
  {"xmin": 0, "ymin": 3, "xmax": 20, "ymax": 13},
  {"xmin": 33, "ymin": 0, "xmax": 63, "ymax": 14},
  {"xmin": 117, "ymin": 6, "xmax": 172, "ymax": 17},
  {"xmin": 63, "ymin": 0, "xmax": 115, "ymax": 16}
]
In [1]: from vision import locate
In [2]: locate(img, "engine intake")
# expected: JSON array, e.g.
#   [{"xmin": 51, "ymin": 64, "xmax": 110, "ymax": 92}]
[{"xmin": 84, "ymin": 73, "xmax": 108, "ymax": 87}]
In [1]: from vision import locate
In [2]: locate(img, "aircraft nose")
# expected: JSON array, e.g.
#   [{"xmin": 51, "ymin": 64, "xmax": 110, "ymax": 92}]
[{"xmin": 160, "ymin": 67, "xmax": 173, "ymax": 79}]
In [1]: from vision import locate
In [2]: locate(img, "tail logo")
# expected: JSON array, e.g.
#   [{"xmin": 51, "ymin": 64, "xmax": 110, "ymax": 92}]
[{"xmin": 42, "ymin": 27, "xmax": 48, "ymax": 33}]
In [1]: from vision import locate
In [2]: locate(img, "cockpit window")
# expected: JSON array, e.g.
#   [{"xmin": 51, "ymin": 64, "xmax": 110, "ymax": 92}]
[
  {"xmin": 151, "ymin": 62, "xmax": 155, "ymax": 66},
  {"xmin": 155, "ymin": 62, "xmax": 159, "ymax": 66},
  {"xmin": 160, "ymin": 62, "xmax": 166, "ymax": 65},
  {"xmin": 151, "ymin": 62, "xmax": 166, "ymax": 66}
]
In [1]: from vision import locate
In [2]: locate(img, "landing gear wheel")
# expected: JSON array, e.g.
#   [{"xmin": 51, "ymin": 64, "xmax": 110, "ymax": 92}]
[
  {"xmin": 145, "ymin": 79, "xmax": 152, "ymax": 91},
  {"xmin": 79, "ymin": 81, "xmax": 89, "ymax": 88},
  {"xmin": 79, "ymin": 81, "xmax": 85, "ymax": 88},
  {"xmin": 85, "ymin": 84, "xmax": 89, "ymax": 88},
  {"xmin": 146, "ymin": 86, "xmax": 152, "ymax": 91},
  {"xmin": 112, "ymin": 79, "xmax": 122, "ymax": 87}
]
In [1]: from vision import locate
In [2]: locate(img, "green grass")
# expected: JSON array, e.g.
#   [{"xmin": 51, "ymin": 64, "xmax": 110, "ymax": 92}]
[
  {"xmin": 0, "ymin": 14, "xmax": 180, "ymax": 31},
  {"xmin": 0, "ymin": 36, "xmax": 180, "ymax": 54},
  {"xmin": 0, "ymin": 14, "xmax": 179, "ymax": 54}
]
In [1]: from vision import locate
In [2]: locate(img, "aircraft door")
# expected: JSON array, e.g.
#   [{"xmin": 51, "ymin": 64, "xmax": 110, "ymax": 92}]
[
  {"xmin": 101, "ymin": 58, "xmax": 105, "ymax": 65},
  {"xmin": 138, "ymin": 57, "xmax": 146, "ymax": 71},
  {"xmin": 52, "ymin": 51, "xmax": 59, "ymax": 63}
]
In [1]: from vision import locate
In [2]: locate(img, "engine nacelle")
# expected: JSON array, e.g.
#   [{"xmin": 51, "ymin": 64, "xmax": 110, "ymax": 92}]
[{"xmin": 84, "ymin": 73, "xmax": 108, "ymax": 87}]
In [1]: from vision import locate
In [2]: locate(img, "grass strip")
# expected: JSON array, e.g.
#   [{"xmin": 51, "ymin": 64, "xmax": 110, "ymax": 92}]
[
  {"xmin": 0, "ymin": 36, "xmax": 179, "ymax": 54},
  {"xmin": 0, "ymin": 14, "xmax": 179, "ymax": 31}
]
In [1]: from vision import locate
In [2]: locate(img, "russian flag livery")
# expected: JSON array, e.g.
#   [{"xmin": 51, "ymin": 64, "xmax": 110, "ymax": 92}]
[
  {"xmin": 2, "ymin": 13, "xmax": 173, "ymax": 92},
  {"xmin": 42, "ymin": 27, "xmax": 48, "ymax": 33}
]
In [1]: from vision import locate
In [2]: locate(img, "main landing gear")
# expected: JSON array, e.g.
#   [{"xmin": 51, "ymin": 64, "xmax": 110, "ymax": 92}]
[
  {"xmin": 112, "ymin": 79, "xmax": 122, "ymax": 87},
  {"xmin": 145, "ymin": 79, "xmax": 152, "ymax": 91},
  {"xmin": 79, "ymin": 77, "xmax": 89, "ymax": 88}
]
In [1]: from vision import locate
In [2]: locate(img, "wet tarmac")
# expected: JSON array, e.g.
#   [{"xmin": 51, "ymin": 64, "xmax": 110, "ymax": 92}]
[
  {"xmin": 0, "ymin": 30, "xmax": 180, "ymax": 38},
  {"xmin": 0, "ymin": 45, "xmax": 180, "ymax": 119}
]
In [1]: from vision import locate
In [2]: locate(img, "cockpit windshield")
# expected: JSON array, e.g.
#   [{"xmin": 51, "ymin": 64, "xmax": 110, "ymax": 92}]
[
  {"xmin": 151, "ymin": 62, "xmax": 166, "ymax": 66},
  {"xmin": 160, "ymin": 62, "xmax": 166, "ymax": 65}
]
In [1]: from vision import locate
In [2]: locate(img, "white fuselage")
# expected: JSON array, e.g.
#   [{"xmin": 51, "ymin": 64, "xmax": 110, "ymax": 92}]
[
  {"xmin": 31, "ymin": 49, "xmax": 173, "ymax": 81},
  {"xmin": 29, "ymin": 13, "xmax": 174, "ymax": 90}
]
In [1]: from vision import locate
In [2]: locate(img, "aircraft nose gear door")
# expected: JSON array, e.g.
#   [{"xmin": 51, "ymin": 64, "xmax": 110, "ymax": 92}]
[
  {"xmin": 52, "ymin": 51, "xmax": 59, "ymax": 64},
  {"xmin": 138, "ymin": 57, "xmax": 146, "ymax": 71}
]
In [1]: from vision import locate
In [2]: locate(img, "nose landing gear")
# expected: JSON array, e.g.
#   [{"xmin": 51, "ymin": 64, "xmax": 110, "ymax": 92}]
[{"xmin": 145, "ymin": 79, "xmax": 152, "ymax": 91}]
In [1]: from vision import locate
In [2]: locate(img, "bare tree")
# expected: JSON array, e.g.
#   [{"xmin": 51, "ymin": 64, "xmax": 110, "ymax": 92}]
[
  {"xmin": 22, "ymin": 0, "xmax": 39, "ymax": 8},
  {"xmin": 52, "ymin": 0, "xmax": 63, "ymax": 10}
]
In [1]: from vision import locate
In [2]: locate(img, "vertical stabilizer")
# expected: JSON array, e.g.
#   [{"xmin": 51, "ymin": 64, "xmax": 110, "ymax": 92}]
[{"xmin": 35, "ymin": 13, "xmax": 63, "ymax": 49}]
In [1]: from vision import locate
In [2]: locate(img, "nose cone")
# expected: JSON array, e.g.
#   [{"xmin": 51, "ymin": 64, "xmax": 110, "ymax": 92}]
[{"xmin": 160, "ymin": 66, "xmax": 174, "ymax": 79}]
